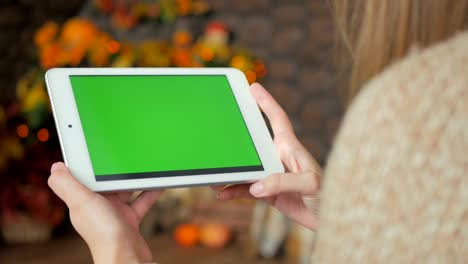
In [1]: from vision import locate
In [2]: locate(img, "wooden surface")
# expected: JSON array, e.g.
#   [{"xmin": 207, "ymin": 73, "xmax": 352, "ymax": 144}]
[{"xmin": 0, "ymin": 233, "xmax": 282, "ymax": 264}]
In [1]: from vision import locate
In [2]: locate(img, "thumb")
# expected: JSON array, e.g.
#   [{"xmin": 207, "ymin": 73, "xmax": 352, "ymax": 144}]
[
  {"xmin": 249, "ymin": 172, "xmax": 319, "ymax": 198},
  {"xmin": 48, "ymin": 162, "xmax": 96, "ymax": 209}
]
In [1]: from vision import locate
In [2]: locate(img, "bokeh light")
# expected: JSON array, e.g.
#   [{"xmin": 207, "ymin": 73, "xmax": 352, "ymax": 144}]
[
  {"xmin": 37, "ymin": 128, "xmax": 49, "ymax": 142},
  {"xmin": 17, "ymin": 124, "xmax": 29, "ymax": 138}
]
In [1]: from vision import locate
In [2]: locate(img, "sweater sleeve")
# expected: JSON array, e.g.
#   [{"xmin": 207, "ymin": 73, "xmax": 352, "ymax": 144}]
[{"xmin": 312, "ymin": 32, "xmax": 468, "ymax": 263}]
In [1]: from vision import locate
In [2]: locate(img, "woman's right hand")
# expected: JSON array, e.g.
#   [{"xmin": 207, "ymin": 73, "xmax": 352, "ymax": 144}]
[{"xmin": 212, "ymin": 83, "xmax": 322, "ymax": 230}]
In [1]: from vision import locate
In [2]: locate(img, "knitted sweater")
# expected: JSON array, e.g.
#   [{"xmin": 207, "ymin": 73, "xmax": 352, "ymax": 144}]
[{"xmin": 312, "ymin": 31, "xmax": 468, "ymax": 263}]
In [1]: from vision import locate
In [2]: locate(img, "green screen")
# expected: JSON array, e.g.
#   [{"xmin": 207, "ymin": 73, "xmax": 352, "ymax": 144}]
[{"xmin": 70, "ymin": 75, "xmax": 262, "ymax": 181}]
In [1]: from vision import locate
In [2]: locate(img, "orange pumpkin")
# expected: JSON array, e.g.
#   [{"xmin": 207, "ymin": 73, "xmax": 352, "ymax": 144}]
[
  {"xmin": 200, "ymin": 223, "xmax": 232, "ymax": 249},
  {"xmin": 174, "ymin": 223, "xmax": 200, "ymax": 248}
]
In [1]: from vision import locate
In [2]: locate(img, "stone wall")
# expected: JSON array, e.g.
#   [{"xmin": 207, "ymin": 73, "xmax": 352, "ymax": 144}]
[{"xmin": 0, "ymin": 0, "xmax": 344, "ymax": 163}]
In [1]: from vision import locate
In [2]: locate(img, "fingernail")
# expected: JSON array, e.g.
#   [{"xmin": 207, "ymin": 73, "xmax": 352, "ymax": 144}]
[
  {"xmin": 51, "ymin": 162, "xmax": 62, "ymax": 173},
  {"xmin": 250, "ymin": 182, "xmax": 264, "ymax": 196}
]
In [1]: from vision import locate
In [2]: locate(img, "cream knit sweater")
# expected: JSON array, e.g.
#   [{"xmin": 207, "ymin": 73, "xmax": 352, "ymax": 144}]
[{"xmin": 312, "ymin": 31, "xmax": 468, "ymax": 263}]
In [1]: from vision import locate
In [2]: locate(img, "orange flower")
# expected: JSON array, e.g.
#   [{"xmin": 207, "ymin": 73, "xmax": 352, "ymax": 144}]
[
  {"xmin": 253, "ymin": 60, "xmax": 267, "ymax": 78},
  {"xmin": 66, "ymin": 46, "xmax": 87, "ymax": 66},
  {"xmin": 199, "ymin": 46, "xmax": 214, "ymax": 62},
  {"xmin": 230, "ymin": 55, "xmax": 250, "ymax": 71},
  {"xmin": 112, "ymin": 44, "xmax": 135, "ymax": 67},
  {"xmin": 39, "ymin": 42, "xmax": 64, "ymax": 69},
  {"xmin": 172, "ymin": 49, "xmax": 193, "ymax": 67},
  {"xmin": 192, "ymin": 1, "xmax": 210, "ymax": 14},
  {"xmin": 106, "ymin": 40, "xmax": 120, "ymax": 54},
  {"xmin": 60, "ymin": 18, "xmax": 99, "ymax": 51},
  {"xmin": 88, "ymin": 47, "xmax": 109, "ymax": 67},
  {"xmin": 173, "ymin": 31, "xmax": 192, "ymax": 46},
  {"xmin": 34, "ymin": 22, "xmax": 59, "ymax": 47},
  {"xmin": 57, "ymin": 18, "xmax": 102, "ymax": 66},
  {"xmin": 111, "ymin": 10, "xmax": 138, "ymax": 30},
  {"xmin": 177, "ymin": 0, "xmax": 192, "ymax": 16},
  {"xmin": 94, "ymin": 0, "xmax": 114, "ymax": 13},
  {"xmin": 245, "ymin": 70, "xmax": 257, "ymax": 84},
  {"xmin": 138, "ymin": 42, "xmax": 170, "ymax": 67},
  {"xmin": 112, "ymin": 51, "xmax": 135, "ymax": 67},
  {"xmin": 88, "ymin": 34, "xmax": 113, "ymax": 67}
]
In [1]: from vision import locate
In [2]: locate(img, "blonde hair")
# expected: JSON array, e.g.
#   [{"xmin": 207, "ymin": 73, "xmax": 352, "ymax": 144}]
[{"xmin": 333, "ymin": 0, "xmax": 468, "ymax": 100}]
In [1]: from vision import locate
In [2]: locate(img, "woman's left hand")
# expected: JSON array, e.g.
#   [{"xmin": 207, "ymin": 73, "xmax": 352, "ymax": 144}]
[
  {"xmin": 211, "ymin": 83, "xmax": 321, "ymax": 230},
  {"xmin": 48, "ymin": 162, "xmax": 162, "ymax": 264}
]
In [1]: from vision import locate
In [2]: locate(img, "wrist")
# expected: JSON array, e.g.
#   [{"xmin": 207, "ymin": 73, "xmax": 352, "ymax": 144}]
[{"xmin": 89, "ymin": 239, "xmax": 143, "ymax": 264}]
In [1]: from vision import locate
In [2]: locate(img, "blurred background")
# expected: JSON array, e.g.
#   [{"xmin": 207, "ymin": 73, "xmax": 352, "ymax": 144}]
[{"xmin": 0, "ymin": 0, "xmax": 343, "ymax": 263}]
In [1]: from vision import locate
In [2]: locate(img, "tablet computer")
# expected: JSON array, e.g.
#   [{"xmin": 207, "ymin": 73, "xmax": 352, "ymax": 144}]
[{"xmin": 45, "ymin": 68, "xmax": 284, "ymax": 192}]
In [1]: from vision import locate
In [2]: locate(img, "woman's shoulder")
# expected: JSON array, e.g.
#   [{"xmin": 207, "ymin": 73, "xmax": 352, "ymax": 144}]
[
  {"xmin": 335, "ymin": 30, "xmax": 468, "ymax": 152},
  {"xmin": 313, "ymin": 32, "xmax": 468, "ymax": 262},
  {"xmin": 350, "ymin": 30, "xmax": 468, "ymax": 123}
]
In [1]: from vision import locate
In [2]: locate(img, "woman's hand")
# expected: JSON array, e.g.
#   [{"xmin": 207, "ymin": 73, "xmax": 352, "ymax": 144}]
[
  {"xmin": 213, "ymin": 83, "xmax": 322, "ymax": 230},
  {"xmin": 48, "ymin": 162, "xmax": 162, "ymax": 264}
]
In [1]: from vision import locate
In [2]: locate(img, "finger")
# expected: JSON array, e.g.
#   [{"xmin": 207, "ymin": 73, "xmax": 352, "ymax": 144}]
[
  {"xmin": 261, "ymin": 195, "xmax": 319, "ymax": 230},
  {"xmin": 48, "ymin": 162, "xmax": 96, "ymax": 209},
  {"xmin": 249, "ymin": 172, "xmax": 319, "ymax": 198},
  {"xmin": 261, "ymin": 196, "xmax": 277, "ymax": 205},
  {"xmin": 130, "ymin": 190, "xmax": 163, "ymax": 219},
  {"xmin": 102, "ymin": 192, "xmax": 133, "ymax": 206},
  {"xmin": 283, "ymin": 143, "xmax": 323, "ymax": 174},
  {"xmin": 250, "ymin": 83, "xmax": 294, "ymax": 138},
  {"xmin": 216, "ymin": 184, "xmax": 253, "ymax": 200},
  {"xmin": 295, "ymin": 209, "xmax": 319, "ymax": 230},
  {"xmin": 115, "ymin": 192, "xmax": 133, "ymax": 203},
  {"xmin": 303, "ymin": 196, "xmax": 321, "ymax": 217}
]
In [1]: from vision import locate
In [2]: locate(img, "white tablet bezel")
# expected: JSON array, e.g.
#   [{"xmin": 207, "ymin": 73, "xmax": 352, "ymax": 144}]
[{"xmin": 46, "ymin": 67, "xmax": 284, "ymax": 192}]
